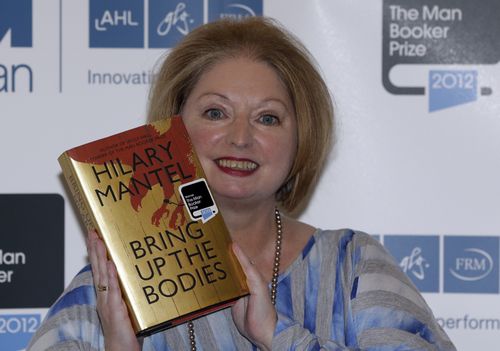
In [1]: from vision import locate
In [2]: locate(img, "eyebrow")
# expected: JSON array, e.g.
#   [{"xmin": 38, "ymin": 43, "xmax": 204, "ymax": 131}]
[
  {"xmin": 197, "ymin": 92, "xmax": 230, "ymax": 101},
  {"xmin": 197, "ymin": 92, "xmax": 293, "ymax": 113}
]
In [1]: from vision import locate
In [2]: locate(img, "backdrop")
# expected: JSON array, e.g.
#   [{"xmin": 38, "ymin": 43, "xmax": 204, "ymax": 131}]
[{"xmin": 1, "ymin": 1, "xmax": 499, "ymax": 350}]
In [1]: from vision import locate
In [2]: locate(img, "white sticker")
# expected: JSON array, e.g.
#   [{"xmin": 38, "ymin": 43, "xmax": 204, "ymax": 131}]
[{"xmin": 179, "ymin": 178, "xmax": 218, "ymax": 223}]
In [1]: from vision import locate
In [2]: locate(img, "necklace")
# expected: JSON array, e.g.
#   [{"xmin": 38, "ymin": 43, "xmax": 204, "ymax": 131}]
[{"xmin": 188, "ymin": 207, "xmax": 283, "ymax": 350}]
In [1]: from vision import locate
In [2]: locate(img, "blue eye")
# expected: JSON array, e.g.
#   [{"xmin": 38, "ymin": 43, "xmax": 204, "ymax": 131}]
[
  {"xmin": 205, "ymin": 109, "xmax": 224, "ymax": 120},
  {"xmin": 259, "ymin": 114, "xmax": 279, "ymax": 126}
]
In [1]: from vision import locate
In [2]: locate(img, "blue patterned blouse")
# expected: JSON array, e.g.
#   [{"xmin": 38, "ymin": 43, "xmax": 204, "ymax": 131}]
[{"xmin": 27, "ymin": 229, "xmax": 456, "ymax": 350}]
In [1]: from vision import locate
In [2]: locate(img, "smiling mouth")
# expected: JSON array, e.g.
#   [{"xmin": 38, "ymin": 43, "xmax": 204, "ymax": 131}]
[{"xmin": 215, "ymin": 158, "xmax": 259, "ymax": 171}]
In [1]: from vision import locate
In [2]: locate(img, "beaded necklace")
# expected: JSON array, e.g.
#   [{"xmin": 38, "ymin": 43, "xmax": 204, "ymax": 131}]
[{"xmin": 187, "ymin": 207, "xmax": 283, "ymax": 350}]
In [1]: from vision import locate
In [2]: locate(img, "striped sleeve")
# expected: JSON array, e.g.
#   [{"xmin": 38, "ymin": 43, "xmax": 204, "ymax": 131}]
[
  {"xmin": 26, "ymin": 266, "xmax": 105, "ymax": 351},
  {"xmin": 271, "ymin": 229, "xmax": 456, "ymax": 351}
]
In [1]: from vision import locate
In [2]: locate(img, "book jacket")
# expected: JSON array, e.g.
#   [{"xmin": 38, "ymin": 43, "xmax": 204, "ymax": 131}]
[{"xmin": 59, "ymin": 116, "xmax": 249, "ymax": 336}]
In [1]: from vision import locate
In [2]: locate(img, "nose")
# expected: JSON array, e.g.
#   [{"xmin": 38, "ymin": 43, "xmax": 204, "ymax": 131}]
[{"xmin": 226, "ymin": 115, "xmax": 253, "ymax": 148}]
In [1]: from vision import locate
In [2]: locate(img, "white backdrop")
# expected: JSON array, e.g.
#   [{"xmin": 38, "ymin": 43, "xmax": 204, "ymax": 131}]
[{"xmin": 1, "ymin": 1, "xmax": 499, "ymax": 350}]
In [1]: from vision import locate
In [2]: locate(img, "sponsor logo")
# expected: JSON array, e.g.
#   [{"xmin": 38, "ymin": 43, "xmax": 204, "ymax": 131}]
[
  {"xmin": 0, "ymin": 313, "xmax": 41, "ymax": 351},
  {"xmin": 382, "ymin": 0, "xmax": 499, "ymax": 111},
  {"xmin": 89, "ymin": 0, "xmax": 144, "ymax": 48},
  {"xmin": 208, "ymin": 0, "xmax": 262, "ymax": 21},
  {"xmin": 444, "ymin": 236, "xmax": 499, "ymax": 293},
  {"xmin": 148, "ymin": 0, "xmax": 203, "ymax": 49},
  {"xmin": 0, "ymin": 0, "xmax": 34, "ymax": 93},
  {"xmin": 89, "ymin": 0, "xmax": 262, "ymax": 49},
  {"xmin": 89, "ymin": 0, "xmax": 203, "ymax": 49},
  {"xmin": 384, "ymin": 235, "xmax": 439, "ymax": 292},
  {"xmin": 450, "ymin": 248, "xmax": 493, "ymax": 281},
  {"xmin": 0, "ymin": 0, "xmax": 32, "ymax": 47},
  {"xmin": 400, "ymin": 247, "xmax": 429, "ymax": 281},
  {"xmin": 0, "ymin": 194, "xmax": 65, "ymax": 308},
  {"xmin": 86, "ymin": 0, "xmax": 260, "ymax": 87}
]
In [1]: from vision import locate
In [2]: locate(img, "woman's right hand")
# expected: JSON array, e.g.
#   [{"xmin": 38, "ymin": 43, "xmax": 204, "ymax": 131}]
[{"xmin": 87, "ymin": 230, "xmax": 142, "ymax": 351}]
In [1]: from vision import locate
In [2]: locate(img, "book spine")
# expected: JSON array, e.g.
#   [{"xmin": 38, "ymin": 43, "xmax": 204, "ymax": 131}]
[{"xmin": 58, "ymin": 153, "xmax": 98, "ymax": 232}]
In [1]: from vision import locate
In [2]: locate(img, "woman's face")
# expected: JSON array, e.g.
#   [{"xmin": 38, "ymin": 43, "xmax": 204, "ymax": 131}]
[{"xmin": 181, "ymin": 57, "xmax": 297, "ymax": 207}]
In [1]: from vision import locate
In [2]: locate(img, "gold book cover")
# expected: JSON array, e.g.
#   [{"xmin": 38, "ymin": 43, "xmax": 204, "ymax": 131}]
[{"xmin": 58, "ymin": 116, "xmax": 249, "ymax": 336}]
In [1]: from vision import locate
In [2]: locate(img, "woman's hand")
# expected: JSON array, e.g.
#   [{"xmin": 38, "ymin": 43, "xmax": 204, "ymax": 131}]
[
  {"xmin": 231, "ymin": 243, "xmax": 277, "ymax": 351},
  {"xmin": 87, "ymin": 230, "xmax": 142, "ymax": 351}
]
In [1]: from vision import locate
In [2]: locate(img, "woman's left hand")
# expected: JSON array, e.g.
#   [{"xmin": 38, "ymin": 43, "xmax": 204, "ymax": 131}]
[{"xmin": 231, "ymin": 243, "xmax": 277, "ymax": 351}]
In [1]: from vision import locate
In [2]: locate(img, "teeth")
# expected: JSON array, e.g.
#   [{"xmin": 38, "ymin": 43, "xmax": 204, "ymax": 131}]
[{"xmin": 217, "ymin": 159, "xmax": 258, "ymax": 171}]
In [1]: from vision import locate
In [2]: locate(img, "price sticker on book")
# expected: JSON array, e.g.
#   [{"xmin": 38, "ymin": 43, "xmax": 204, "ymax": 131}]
[{"xmin": 179, "ymin": 178, "xmax": 218, "ymax": 223}]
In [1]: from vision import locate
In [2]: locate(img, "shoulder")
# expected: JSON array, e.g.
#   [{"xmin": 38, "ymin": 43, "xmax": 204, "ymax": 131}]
[
  {"xmin": 27, "ymin": 265, "xmax": 102, "ymax": 350},
  {"xmin": 46, "ymin": 265, "xmax": 97, "ymax": 317},
  {"xmin": 314, "ymin": 228, "xmax": 403, "ymax": 276},
  {"xmin": 313, "ymin": 228, "xmax": 385, "ymax": 256},
  {"xmin": 286, "ymin": 227, "xmax": 390, "ymax": 281}
]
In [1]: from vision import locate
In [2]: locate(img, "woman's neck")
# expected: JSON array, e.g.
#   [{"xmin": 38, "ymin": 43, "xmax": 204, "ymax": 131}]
[{"xmin": 218, "ymin": 199, "xmax": 278, "ymax": 260}]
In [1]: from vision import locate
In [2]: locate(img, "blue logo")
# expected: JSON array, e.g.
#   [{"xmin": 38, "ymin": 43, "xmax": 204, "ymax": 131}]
[
  {"xmin": 149, "ymin": 0, "xmax": 203, "ymax": 48},
  {"xmin": 429, "ymin": 70, "xmax": 478, "ymax": 111},
  {"xmin": 89, "ymin": 1, "xmax": 261, "ymax": 49},
  {"xmin": 89, "ymin": 0, "xmax": 144, "ymax": 48},
  {"xmin": 208, "ymin": 0, "xmax": 262, "ymax": 21},
  {"xmin": 0, "ymin": 314, "xmax": 41, "ymax": 351},
  {"xmin": 384, "ymin": 235, "xmax": 439, "ymax": 292},
  {"xmin": 0, "ymin": 0, "xmax": 32, "ymax": 47},
  {"xmin": 444, "ymin": 236, "xmax": 499, "ymax": 293}
]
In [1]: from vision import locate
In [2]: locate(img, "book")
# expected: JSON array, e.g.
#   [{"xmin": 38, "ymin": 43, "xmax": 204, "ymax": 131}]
[{"xmin": 59, "ymin": 116, "xmax": 249, "ymax": 336}]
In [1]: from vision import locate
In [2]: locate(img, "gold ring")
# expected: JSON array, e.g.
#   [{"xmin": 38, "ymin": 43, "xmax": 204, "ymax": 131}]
[{"xmin": 97, "ymin": 284, "xmax": 108, "ymax": 292}]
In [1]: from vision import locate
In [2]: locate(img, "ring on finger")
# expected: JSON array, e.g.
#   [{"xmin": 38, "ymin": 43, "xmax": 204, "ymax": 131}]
[{"xmin": 97, "ymin": 284, "xmax": 108, "ymax": 292}]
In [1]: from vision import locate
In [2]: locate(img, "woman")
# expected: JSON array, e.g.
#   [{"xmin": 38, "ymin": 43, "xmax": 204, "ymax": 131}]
[{"xmin": 28, "ymin": 17, "xmax": 455, "ymax": 350}]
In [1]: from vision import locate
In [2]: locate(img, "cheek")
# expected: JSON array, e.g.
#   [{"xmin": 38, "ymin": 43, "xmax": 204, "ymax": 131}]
[
  {"xmin": 280, "ymin": 134, "xmax": 298, "ymax": 175},
  {"xmin": 262, "ymin": 135, "xmax": 297, "ymax": 171},
  {"xmin": 185, "ymin": 125, "xmax": 221, "ymax": 158}
]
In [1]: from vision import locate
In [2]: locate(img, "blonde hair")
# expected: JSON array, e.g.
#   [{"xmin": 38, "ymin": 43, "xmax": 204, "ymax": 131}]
[{"xmin": 147, "ymin": 17, "xmax": 333, "ymax": 214}]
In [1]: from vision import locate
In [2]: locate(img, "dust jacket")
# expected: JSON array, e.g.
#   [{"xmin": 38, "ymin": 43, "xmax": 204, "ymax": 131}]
[{"xmin": 59, "ymin": 116, "xmax": 249, "ymax": 336}]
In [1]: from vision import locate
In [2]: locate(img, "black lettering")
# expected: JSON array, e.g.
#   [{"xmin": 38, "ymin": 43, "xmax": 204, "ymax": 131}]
[
  {"xmin": 95, "ymin": 185, "xmax": 117, "ymax": 206},
  {"xmin": 117, "ymin": 181, "xmax": 133, "ymax": 200},
  {"xmin": 184, "ymin": 244, "xmax": 204, "ymax": 265},
  {"xmin": 159, "ymin": 279, "xmax": 178, "ymax": 297},
  {"xmin": 177, "ymin": 162, "xmax": 193, "ymax": 180},
  {"xmin": 145, "ymin": 147, "xmax": 163, "ymax": 165},
  {"xmin": 144, "ymin": 235, "xmax": 163, "ymax": 255},
  {"xmin": 116, "ymin": 158, "xmax": 132, "ymax": 175},
  {"xmin": 147, "ymin": 168, "xmax": 164, "ymax": 186},
  {"xmin": 186, "ymin": 221, "xmax": 204, "ymax": 239},
  {"xmin": 109, "ymin": 160, "xmax": 119, "ymax": 177},
  {"xmin": 153, "ymin": 256, "xmax": 166, "ymax": 275},
  {"xmin": 158, "ymin": 142, "xmax": 173, "ymax": 160},
  {"xmin": 202, "ymin": 264, "xmax": 216, "ymax": 284},
  {"xmin": 164, "ymin": 227, "xmax": 187, "ymax": 246},
  {"xmin": 129, "ymin": 240, "xmax": 146, "ymax": 259},
  {"xmin": 131, "ymin": 152, "xmax": 148, "ymax": 170},
  {"xmin": 143, "ymin": 285, "xmax": 159, "ymax": 304},
  {"xmin": 214, "ymin": 261, "xmax": 227, "ymax": 280},
  {"xmin": 135, "ymin": 261, "xmax": 154, "ymax": 280},
  {"xmin": 195, "ymin": 267, "xmax": 206, "ymax": 287},
  {"xmin": 164, "ymin": 164, "xmax": 180, "ymax": 183},
  {"xmin": 178, "ymin": 272, "xmax": 196, "ymax": 291},
  {"xmin": 130, "ymin": 174, "xmax": 153, "ymax": 193},
  {"xmin": 168, "ymin": 249, "xmax": 184, "ymax": 269},
  {"xmin": 201, "ymin": 240, "xmax": 217, "ymax": 259},
  {"xmin": 92, "ymin": 163, "xmax": 112, "ymax": 183}
]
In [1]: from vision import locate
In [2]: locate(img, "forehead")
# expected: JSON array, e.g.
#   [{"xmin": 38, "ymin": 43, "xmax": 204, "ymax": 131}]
[{"xmin": 189, "ymin": 57, "xmax": 292, "ymax": 103}]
